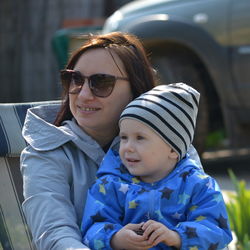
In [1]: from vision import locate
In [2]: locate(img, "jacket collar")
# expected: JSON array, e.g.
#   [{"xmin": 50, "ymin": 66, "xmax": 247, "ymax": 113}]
[{"xmin": 22, "ymin": 104, "xmax": 120, "ymax": 164}]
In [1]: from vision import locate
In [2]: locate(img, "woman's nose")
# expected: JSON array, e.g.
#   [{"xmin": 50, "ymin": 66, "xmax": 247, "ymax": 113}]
[{"xmin": 77, "ymin": 80, "xmax": 94, "ymax": 100}]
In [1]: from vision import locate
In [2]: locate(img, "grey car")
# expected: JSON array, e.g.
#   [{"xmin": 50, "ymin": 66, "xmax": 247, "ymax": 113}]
[{"xmin": 103, "ymin": 0, "xmax": 250, "ymax": 154}]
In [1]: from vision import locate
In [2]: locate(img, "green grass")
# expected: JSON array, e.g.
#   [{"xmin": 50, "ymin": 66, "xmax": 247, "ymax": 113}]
[{"xmin": 226, "ymin": 169, "xmax": 250, "ymax": 249}]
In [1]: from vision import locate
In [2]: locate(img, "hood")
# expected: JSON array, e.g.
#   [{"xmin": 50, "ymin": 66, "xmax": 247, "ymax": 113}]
[
  {"xmin": 103, "ymin": 0, "xmax": 200, "ymax": 33},
  {"xmin": 22, "ymin": 104, "xmax": 104, "ymax": 156},
  {"xmin": 96, "ymin": 149, "xmax": 132, "ymax": 182},
  {"xmin": 97, "ymin": 148, "xmax": 201, "ymax": 184}
]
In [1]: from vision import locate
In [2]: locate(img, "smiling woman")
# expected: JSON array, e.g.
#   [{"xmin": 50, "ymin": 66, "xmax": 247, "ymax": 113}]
[
  {"xmin": 67, "ymin": 48, "xmax": 133, "ymax": 146},
  {"xmin": 20, "ymin": 32, "xmax": 203, "ymax": 250},
  {"xmin": 20, "ymin": 32, "xmax": 158, "ymax": 250}
]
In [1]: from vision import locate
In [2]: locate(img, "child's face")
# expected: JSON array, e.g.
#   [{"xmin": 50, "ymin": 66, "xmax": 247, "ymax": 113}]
[{"xmin": 119, "ymin": 119, "xmax": 178, "ymax": 183}]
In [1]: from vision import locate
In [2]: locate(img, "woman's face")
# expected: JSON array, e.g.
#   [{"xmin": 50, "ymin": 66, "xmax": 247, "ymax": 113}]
[{"xmin": 69, "ymin": 48, "xmax": 133, "ymax": 145}]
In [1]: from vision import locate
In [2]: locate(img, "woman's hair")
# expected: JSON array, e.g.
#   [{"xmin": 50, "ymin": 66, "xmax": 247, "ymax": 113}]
[{"xmin": 54, "ymin": 31, "xmax": 156, "ymax": 126}]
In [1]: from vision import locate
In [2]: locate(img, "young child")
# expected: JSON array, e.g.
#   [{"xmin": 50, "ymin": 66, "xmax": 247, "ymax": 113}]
[{"xmin": 81, "ymin": 83, "xmax": 232, "ymax": 249}]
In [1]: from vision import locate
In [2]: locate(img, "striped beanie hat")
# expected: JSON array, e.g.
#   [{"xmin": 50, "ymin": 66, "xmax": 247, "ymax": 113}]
[{"xmin": 119, "ymin": 83, "xmax": 200, "ymax": 160}]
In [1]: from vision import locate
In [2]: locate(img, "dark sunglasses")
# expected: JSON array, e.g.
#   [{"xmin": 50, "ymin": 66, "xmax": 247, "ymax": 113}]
[{"xmin": 60, "ymin": 69, "xmax": 129, "ymax": 97}]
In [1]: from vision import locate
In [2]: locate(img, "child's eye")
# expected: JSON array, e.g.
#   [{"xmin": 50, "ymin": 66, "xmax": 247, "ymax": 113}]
[
  {"xmin": 120, "ymin": 135, "xmax": 127, "ymax": 140},
  {"xmin": 137, "ymin": 135, "xmax": 144, "ymax": 140}
]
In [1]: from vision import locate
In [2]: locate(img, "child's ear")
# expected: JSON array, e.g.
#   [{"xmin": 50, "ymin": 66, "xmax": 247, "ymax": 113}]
[{"xmin": 170, "ymin": 148, "xmax": 179, "ymax": 160}]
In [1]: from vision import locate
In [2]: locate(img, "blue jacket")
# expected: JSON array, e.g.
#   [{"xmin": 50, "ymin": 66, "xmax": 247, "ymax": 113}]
[{"xmin": 81, "ymin": 149, "xmax": 232, "ymax": 250}]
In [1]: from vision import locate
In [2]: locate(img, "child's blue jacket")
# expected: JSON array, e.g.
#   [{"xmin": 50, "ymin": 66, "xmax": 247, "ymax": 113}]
[{"xmin": 81, "ymin": 149, "xmax": 232, "ymax": 249}]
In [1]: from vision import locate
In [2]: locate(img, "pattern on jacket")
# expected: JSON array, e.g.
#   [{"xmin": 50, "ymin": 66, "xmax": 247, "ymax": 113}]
[{"xmin": 81, "ymin": 149, "xmax": 232, "ymax": 250}]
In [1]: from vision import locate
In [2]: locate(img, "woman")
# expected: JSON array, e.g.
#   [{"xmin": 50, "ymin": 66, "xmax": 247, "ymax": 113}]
[{"xmin": 21, "ymin": 32, "xmax": 201, "ymax": 250}]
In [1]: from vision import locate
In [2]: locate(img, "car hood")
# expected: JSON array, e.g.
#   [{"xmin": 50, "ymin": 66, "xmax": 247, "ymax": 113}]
[
  {"xmin": 103, "ymin": 0, "xmax": 201, "ymax": 33},
  {"xmin": 119, "ymin": 0, "xmax": 191, "ymax": 16}
]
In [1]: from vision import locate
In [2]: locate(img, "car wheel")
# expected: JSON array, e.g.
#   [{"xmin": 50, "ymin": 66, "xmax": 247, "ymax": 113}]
[{"xmin": 151, "ymin": 52, "xmax": 209, "ymax": 156}]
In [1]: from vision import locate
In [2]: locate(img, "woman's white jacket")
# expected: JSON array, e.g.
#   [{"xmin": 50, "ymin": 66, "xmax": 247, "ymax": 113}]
[{"xmin": 21, "ymin": 104, "xmax": 120, "ymax": 250}]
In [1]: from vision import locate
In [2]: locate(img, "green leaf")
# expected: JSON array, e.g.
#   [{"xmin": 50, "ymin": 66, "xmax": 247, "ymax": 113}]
[{"xmin": 226, "ymin": 169, "xmax": 250, "ymax": 247}]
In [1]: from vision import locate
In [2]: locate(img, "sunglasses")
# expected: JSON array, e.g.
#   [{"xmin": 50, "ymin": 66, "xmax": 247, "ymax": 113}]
[{"xmin": 60, "ymin": 69, "xmax": 129, "ymax": 97}]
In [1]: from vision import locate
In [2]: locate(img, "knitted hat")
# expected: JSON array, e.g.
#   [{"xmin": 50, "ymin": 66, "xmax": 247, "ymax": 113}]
[{"xmin": 119, "ymin": 83, "xmax": 200, "ymax": 160}]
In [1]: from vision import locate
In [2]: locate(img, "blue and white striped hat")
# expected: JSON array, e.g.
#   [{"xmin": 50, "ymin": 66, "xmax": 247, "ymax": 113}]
[{"xmin": 119, "ymin": 83, "xmax": 200, "ymax": 160}]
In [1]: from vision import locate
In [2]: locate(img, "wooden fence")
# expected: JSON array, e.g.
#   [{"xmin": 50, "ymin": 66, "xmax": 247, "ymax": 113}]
[{"xmin": 0, "ymin": 0, "xmax": 106, "ymax": 103}]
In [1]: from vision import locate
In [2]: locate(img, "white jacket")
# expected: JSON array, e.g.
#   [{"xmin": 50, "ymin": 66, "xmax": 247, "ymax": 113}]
[{"xmin": 21, "ymin": 104, "xmax": 119, "ymax": 250}]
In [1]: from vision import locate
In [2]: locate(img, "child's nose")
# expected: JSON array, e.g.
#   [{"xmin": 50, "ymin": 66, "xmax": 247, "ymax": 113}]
[{"xmin": 125, "ymin": 140, "xmax": 135, "ymax": 152}]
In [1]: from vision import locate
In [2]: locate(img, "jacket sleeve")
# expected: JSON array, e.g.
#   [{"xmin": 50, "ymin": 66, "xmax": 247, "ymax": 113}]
[
  {"xmin": 21, "ymin": 146, "xmax": 90, "ymax": 250},
  {"xmin": 81, "ymin": 177, "xmax": 125, "ymax": 250},
  {"xmin": 174, "ymin": 175, "xmax": 232, "ymax": 250}
]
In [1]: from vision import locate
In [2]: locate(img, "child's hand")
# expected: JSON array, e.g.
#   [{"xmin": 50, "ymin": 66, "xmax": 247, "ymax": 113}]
[
  {"xmin": 141, "ymin": 220, "xmax": 181, "ymax": 248},
  {"xmin": 111, "ymin": 223, "xmax": 153, "ymax": 250}
]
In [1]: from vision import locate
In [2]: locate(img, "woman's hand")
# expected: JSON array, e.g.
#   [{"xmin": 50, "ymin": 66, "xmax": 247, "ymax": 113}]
[
  {"xmin": 111, "ymin": 223, "xmax": 153, "ymax": 250},
  {"xmin": 141, "ymin": 220, "xmax": 181, "ymax": 248}
]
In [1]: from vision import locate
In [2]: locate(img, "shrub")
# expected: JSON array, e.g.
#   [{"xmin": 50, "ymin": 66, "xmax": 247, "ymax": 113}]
[{"xmin": 226, "ymin": 169, "xmax": 250, "ymax": 249}]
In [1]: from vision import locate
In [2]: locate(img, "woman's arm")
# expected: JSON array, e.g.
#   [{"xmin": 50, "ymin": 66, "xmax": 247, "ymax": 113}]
[{"xmin": 21, "ymin": 146, "xmax": 89, "ymax": 250}]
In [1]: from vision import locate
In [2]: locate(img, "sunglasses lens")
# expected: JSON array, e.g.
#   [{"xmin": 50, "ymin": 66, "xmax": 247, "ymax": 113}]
[
  {"xmin": 90, "ymin": 74, "xmax": 116, "ymax": 97},
  {"xmin": 61, "ymin": 70, "xmax": 84, "ymax": 94},
  {"xmin": 70, "ymin": 72, "xmax": 84, "ymax": 93}
]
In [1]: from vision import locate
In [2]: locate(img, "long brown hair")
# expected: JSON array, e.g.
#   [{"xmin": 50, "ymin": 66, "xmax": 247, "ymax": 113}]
[{"xmin": 54, "ymin": 32, "xmax": 156, "ymax": 126}]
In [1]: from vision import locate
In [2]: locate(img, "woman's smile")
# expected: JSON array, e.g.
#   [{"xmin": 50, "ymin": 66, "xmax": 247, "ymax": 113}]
[
  {"xmin": 69, "ymin": 48, "xmax": 133, "ymax": 146},
  {"xmin": 77, "ymin": 105, "xmax": 101, "ymax": 113}
]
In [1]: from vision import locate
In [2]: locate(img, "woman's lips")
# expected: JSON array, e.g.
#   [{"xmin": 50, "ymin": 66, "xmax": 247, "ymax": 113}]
[{"xmin": 77, "ymin": 105, "xmax": 101, "ymax": 113}]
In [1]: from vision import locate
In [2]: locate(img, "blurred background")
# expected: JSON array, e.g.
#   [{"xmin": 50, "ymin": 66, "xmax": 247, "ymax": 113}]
[
  {"xmin": 0, "ymin": 0, "xmax": 132, "ymax": 103},
  {"xmin": 1, "ymin": 0, "xmax": 250, "ymax": 159},
  {"xmin": 1, "ymin": 1, "xmax": 250, "ymax": 248},
  {"xmin": 1, "ymin": 0, "xmax": 250, "ymax": 162}
]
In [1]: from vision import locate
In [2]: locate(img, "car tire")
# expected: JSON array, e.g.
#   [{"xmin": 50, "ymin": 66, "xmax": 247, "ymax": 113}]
[{"xmin": 151, "ymin": 52, "xmax": 209, "ymax": 156}]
